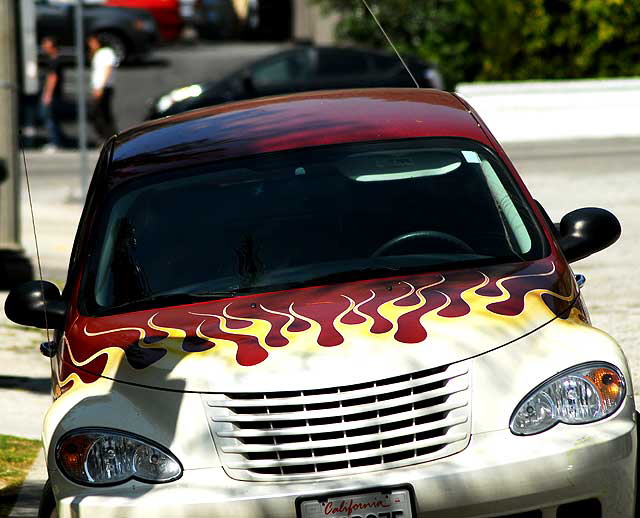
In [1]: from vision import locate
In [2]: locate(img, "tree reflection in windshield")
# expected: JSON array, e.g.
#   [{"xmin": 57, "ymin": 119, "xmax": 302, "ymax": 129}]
[
  {"xmin": 110, "ymin": 217, "xmax": 151, "ymax": 305},
  {"xmin": 236, "ymin": 234, "xmax": 265, "ymax": 288}
]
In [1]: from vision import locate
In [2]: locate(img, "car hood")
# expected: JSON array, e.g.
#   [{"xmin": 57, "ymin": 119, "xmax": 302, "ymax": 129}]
[{"xmin": 61, "ymin": 258, "xmax": 575, "ymax": 394}]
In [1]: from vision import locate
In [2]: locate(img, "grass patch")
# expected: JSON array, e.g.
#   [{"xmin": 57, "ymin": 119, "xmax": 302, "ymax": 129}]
[{"xmin": 0, "ymin": 435, "xmax": 41, "ymax": 517}]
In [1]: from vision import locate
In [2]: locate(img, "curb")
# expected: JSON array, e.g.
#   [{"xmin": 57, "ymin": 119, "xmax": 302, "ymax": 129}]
[{"xmin": 9, "ymin": 449, "xmax": 47, "ymax": 518}]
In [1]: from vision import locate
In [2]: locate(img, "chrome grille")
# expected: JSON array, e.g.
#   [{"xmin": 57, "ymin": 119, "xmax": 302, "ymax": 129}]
[{"xmin": 203, "ymin": 361, "xmax": 471, "ymax": 481}]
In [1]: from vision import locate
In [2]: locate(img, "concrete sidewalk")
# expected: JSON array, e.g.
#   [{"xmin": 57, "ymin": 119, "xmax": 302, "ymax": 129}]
[
  {"xmin": 1, "ymin": 289, "xmax": 55, "ymax": 516},
  {"xmin": 19, "ymin": 150, "xmax": 90, "ymax": 282},
  {"xmin": 1, "ymin": 150, "xmax": 88, "ymax": 442},
  {"xmin": 2, "ymin": 150, "xmax": 92, "ymax": 517},
  {"xmin": 0, "ymin": 291, "xmax": 51, "ymax": 440}
]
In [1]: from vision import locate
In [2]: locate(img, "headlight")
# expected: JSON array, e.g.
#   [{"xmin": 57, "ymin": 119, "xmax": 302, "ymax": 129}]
[
  {"xmin": 156, "ymin": 94, "xmax": 174, "ymax": 113},
  {"xmin": 156, "ymin": 85, "xmax": 204, "ymax": 113},
  {"xmin": 510, "ymin": 362, "xmax": 625, "ymax": 436},
  {"xmin": 56, "ymin": 429, "xmax": 182, "ymax": 486}
]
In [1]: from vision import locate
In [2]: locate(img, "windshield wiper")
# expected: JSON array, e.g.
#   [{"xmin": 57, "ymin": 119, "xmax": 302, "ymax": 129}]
[
  {"xmin": 188, "ymin": 290, "xmax": 240, "ymax": 298},
  {"xmin": 293, "ymin": 260, "xmax": 491, "ymax": 288},
  {"xmin": 296, "ymin": 266, "xmax": 408, "ymax": 287},
  {"xmin": 99, "ymin": 290, "xmax": 243, "ymax": 315},
  {"xmin": 104, "ymin": 269, "xmax": 405, "ymax": 315}
]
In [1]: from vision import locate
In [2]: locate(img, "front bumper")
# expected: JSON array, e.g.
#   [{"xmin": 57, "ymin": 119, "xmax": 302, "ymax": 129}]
[{"xmin": 53, "ymin": 411, "xmax": 636, "ymax": 518}]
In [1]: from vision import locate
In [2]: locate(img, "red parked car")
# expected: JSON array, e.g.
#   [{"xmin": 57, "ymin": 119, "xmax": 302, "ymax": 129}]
[
  {"xmin": 5, "ymin": 88, "xmax": 634, "ymax": 518},
  {"xmin": 105, "ymin": 0, "xmax": 183, "ymax": 42}
]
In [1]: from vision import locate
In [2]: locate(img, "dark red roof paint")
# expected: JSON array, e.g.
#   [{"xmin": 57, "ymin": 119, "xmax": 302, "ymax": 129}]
[{"xmin": 110, "ymin": 89, "xmax": 490, "ymax": 180}]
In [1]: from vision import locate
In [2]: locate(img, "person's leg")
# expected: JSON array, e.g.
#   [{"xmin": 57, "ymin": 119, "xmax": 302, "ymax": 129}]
[
  {"xmin": 48, "ymin": 98, "xmax": 67, "ymax": 147},
  {"xmin": 91, "ymin": 97, "xmax": 108, "ymax": 142},
  {"xmin": 40, "ymin": 100, "xmax": 65, "ymax": 148},
  {"xmin": 102, "ymin": 87, "xmax": 117, "ymax": 137}
]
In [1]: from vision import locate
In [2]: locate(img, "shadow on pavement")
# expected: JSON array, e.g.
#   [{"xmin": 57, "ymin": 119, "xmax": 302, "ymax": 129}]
[
  {"xmin": 1, "ymin": 478, "xmax": 46, "ymax": 518},
  {"xmin": 120, "ymin": 56, "xmax": 170, "ymax": 69},
  {"xmin": 0, "ymin": 376, "xmax": 50, "ymax": 394}
]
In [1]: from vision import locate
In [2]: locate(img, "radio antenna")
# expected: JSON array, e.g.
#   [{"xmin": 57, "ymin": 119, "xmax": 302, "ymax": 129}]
[
  {"xmin": 20, "ymin": 143, "xmax": 50, "ymax": 343},
  {"xmin": 360, "ymin": 0, "xmax": 420, "ymax": 88}
]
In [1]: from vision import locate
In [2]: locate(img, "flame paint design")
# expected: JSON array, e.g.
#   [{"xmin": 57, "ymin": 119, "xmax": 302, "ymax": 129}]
[{"xmin": 58, "ymin": 259, "xmax": 576, "ymax": 394}]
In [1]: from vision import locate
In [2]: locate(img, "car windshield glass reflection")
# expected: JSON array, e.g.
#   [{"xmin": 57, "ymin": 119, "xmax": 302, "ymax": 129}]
[{"xmin": 87, "ymin": 138, "xmax": 547, "ymax": 315}]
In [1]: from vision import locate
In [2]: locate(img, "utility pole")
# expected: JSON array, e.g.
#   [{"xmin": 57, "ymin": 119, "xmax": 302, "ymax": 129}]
[
  {"xmin": 0, "ymin": 0, "xmax": 33, "ymax": 288},
  {"xmin": 75, "ymin": 0, "xmax": 89, "ymax": 197}
]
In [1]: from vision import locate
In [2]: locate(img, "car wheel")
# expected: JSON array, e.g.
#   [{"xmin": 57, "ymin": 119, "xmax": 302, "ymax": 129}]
[
  {"xmin": 38, "ymin": 479, "xmax": 57, "ymax": 518},
  {"xmin": 94, "ymin": 31, "xmax": 128, "ymax": 64}
]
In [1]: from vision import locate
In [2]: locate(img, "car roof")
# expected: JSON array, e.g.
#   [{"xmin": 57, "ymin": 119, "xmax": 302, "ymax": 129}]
[
  {"xmin": 306, "ymin": 44, "xmax": 429, "ymax": 65},
  {"xmin": 192, "ymin": 45, "xmax": 430, "ymax": 90},
  {"xmin": 245, "ymin": 44, "xmax": 428, "ymax": 62},
  {"xmin": 230, "ymin": 44, "xmax": 428, "ymax": 70},
  {"xmin": 110, "ymin": 88, "xmax": 493, "ymax": 180}
]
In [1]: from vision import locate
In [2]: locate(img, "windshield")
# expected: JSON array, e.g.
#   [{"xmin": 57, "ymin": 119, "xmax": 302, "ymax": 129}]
[{"xmin": 83, "ymin": 138, "xmax": 547, "ymax": 315}]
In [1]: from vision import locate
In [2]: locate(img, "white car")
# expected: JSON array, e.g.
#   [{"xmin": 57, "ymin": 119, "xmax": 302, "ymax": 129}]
[{"xmin": 6, "ymin": 88, "xmax": 634, "ymax": 517}]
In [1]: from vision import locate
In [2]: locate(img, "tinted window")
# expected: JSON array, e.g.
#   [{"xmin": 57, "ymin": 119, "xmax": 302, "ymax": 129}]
[
  {"xmin": 251, "ymin": 49, "xmax": 315, "ymax": 86},
  {"xmin": 316, "ymin": 49, "xmax": 370, "ymax": 76},
  {"xmin": 371, "ymin": 53, "xmax": 399, "ymax": 72},
  {"xmin": 85, "ymin": 139, "xmax": 547, "ymax": 315}
]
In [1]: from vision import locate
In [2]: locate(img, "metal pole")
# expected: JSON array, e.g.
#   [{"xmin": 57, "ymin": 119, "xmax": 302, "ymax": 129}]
[
  {"xmin": 19, "ymin": 0, "xmax": 39, "ymax": 146},
  {"xmin": 0, "ymin": 1, "xmax": 20, "ymax": 249},
  {"xmin": 75, "ymin": 0, "xmax": 89, "ymax": 197},
  {"xmin": 0, "ymin": 0, "xmax": 33, "ymax": 287}
]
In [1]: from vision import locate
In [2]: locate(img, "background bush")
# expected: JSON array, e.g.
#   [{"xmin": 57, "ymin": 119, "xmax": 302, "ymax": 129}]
[{"xmin": 314, "ymin": 0, "xmax": 640, "ymax": 88}]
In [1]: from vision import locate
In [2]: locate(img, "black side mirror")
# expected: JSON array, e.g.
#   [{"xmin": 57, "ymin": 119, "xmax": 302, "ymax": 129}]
[
  {"xmin": 4, "ymin": 280, "xmax": 66, "ymax": 329},
  {"xmin": 558, "ymin": 207, "xmax": 621, "ymax": 263}
]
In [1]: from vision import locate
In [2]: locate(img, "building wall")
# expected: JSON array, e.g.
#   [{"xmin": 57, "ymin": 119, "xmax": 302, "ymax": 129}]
[
  {"xmin": 232, "ymin": 0, "xmax": 249, "ymax": 21},
  {"xmin": 293, "ymin": 0, "xmax": 338, "ymax": 44}
]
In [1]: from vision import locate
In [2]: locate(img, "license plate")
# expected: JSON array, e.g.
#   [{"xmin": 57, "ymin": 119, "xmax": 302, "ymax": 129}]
[{"xmin": 298, "ymin": 487, "xmax": 414, "ymax": 518}]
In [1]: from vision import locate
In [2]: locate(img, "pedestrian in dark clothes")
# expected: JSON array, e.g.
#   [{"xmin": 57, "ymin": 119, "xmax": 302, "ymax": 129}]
[
  {"xmin": 40, "ymin": 36, "xmax": 67, "ymax": 151},
  {"xmin": 88, "ymin": 35, "xmax": 118, "ymax": 141}
]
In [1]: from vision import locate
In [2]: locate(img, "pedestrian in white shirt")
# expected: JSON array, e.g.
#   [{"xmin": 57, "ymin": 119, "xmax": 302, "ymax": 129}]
[{"xmin": 88, "ymin": 35, "xmax": 117, "ymax": 141}]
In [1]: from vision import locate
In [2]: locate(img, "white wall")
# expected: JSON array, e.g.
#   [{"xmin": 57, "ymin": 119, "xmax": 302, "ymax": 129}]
[
  {"xmin": 293, "ymin": 0, "xmax": 338, "ymax": 44},
  {"xmin": 456, "ymin": 78, "xmax": 640, "ymax": 143}
]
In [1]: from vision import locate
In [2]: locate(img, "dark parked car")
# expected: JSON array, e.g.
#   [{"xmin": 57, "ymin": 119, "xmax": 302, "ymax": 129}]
[
  {"xmin": 189, "ymin": 0, "xmax": 240, "ymax": 39},
  {"xmin": 148, "ymin": 45, "xmax": 444, "ymax": 119},
  {"xmin": 36, "ymin": 0, "xmax": 158, "ymax": 63}
]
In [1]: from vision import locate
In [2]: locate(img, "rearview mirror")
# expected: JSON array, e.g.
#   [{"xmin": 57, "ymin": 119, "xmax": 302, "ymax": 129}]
[
  {"xmin": 4, "ymin": 280, "xmax": 66, "ymax": 329},
  {"xmin": 558, "ymin": 207, "xmax": 621, "ymax": 263}
]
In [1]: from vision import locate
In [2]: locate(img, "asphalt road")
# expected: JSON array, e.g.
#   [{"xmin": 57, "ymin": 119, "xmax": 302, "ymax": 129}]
[{"xmin": 505, "ymin": 138, "xmax": 640, "ymax": 373}]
